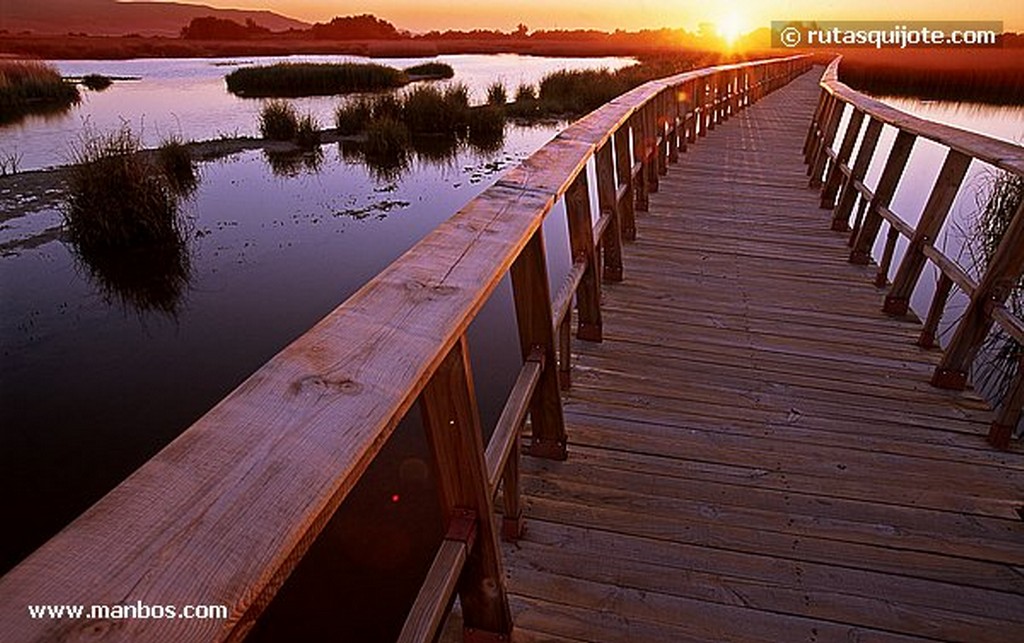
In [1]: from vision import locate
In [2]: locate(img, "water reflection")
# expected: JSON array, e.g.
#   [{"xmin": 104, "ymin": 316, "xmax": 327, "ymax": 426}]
[
  {"xmin": 75, "ymin": 239, "xmax": 193, "ymax": 316},
  {"xmin": 263, "ymin": 147, "xmax": 325, "ymax": 177},
  {"xmin": 0, "ymin": 101, "xmax": 78, "ymax": 128}
]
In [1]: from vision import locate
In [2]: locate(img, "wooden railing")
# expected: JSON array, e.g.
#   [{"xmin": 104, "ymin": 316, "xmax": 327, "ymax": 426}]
[
  {"xmin": 0, "ymin": 55, "xmax": 811, "ymax": 643},
  {"xmin": 805, "ymin": 56, "xmax": 1024, "ymax": 450}
]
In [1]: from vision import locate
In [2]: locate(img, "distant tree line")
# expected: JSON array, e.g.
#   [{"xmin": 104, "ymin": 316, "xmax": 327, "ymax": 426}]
[{"xmin": 180, "ymin": 14, "xmax": 1024, "ymax": 49}]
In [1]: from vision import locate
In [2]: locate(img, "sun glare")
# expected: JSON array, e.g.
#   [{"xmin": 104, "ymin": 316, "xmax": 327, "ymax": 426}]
[{"xmin": 716, "ymin": 12, "xmax": 744, "ymax": 47}]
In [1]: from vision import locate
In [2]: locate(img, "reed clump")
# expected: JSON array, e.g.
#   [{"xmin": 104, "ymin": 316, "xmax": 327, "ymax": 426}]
[
  {"xmin": 156, "ymin": 136, "xmax": 198, "ymax": 194},
  {"xmin": 964, "ymin": 170, "xmax": 1024, "ymax": 400},
  {"xmin": 258, "ymin": 100, "xmax": 299, "ymax": 140},
  {"xmin": 0, "ymin": 60, "xmax": 80, "ymax": 125},
  {"xmin": 486, "ymin": 82, "xmax": 508, "ymax": 105},
  {"xmin": 62, "ymin": 125, "xmax": 184, "ymax": 253},
  {"xmin": 226, "ymin": 62, "xmax": 408, "ymax": 98}
]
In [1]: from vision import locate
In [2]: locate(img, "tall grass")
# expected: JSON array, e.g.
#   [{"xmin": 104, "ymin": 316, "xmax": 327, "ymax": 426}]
[
  {"xmin": 0, "ymin": 60, "xmax": 80, "ymax": 125},
  {"xmin": 402, "ymin": 84, "xmax": 469, "ymax": 134},
  {"xmin": 334, "ymin": 97, "xmax": 374, "ymax": 135},
  {"xmin": 486, "ymin": 82, "xmax": 508, "ymax": 105},
  {"xmin": 259, "ymin": 100, "xmax": 299, "ymax": 140},
  {"xmin": 63, "ymin": 125, "xmax": 184, "ymax": 252},
  {"xmin": 157, "ymin": 136, "xmax": 198, "ymax": 195},
  {"xmin": 226, "ymin": 62, "xmax": 407, "ymax": 98},
  {"xmin": 62, "ymin": 125, "xmax": 196, "ymax": 313},
  {"xmin": 963, "ymin": 170, "xmax": 1024, "ymax": 400}
]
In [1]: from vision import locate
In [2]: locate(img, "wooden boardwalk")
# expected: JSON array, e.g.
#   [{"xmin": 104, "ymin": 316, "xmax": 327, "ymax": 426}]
[{"xmin": 499, "ymin": 70, "xmax": 1024, "ymax": 641}]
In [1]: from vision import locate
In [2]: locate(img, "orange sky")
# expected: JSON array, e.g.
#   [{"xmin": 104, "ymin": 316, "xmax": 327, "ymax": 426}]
[{"xmin": 133, "ymin": 1, "xmax": 1024, "ymax": 32}]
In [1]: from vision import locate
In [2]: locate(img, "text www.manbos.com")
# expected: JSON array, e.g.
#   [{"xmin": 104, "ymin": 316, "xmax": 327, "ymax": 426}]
[{"xmin": 27, "ymin": 602, "xmax": 228, "ymax": 620}]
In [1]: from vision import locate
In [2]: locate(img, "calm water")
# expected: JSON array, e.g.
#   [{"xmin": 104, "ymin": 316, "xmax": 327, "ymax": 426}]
[
  {"xmin": 0, "ymin": 53, "xmax": 635, "ymax": 172},
  {"xmin": 0, "ymin": 53, "xmax": 630, "ymax": 640}
]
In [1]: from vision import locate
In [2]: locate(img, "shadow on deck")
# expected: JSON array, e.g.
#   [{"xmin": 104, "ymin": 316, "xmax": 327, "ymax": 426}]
[{"xmin": 499, "ymin": 69, "xmax": 1024, "ymax": 642}]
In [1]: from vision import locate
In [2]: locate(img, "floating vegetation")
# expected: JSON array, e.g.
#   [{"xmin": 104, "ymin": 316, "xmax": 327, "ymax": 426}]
[
  {"xmin": 335, "ymin": 199, "xmax": 411, "ymax": 220},
  {"xmin": 963, "ymin": 170, "xmax": 1024, "ymax": 401},
  {"xmin": 226, "ymin": 62, "xmax": 408, "ymax": 98},
  {"xmin": 0, "ymin": 60, "xmax": 80, "ymax": 126}
]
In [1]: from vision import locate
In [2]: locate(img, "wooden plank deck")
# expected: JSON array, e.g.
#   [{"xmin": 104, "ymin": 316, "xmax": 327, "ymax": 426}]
[{"xmin": 499, "ymin": 69, "xmax": 1024, "ymax": 641}]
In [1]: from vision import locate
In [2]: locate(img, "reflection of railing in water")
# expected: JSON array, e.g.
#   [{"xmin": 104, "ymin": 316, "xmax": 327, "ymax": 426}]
[
  {"xmin": 0, "ymin": 55, "xmax": 811, "ymax": 642},
  {"xmin": 806, "ymin": 56, "xmax": 1024, "ymax": 449}
]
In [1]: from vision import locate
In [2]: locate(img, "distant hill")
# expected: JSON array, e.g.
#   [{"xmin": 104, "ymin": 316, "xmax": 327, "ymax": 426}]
[{"xmin": 0, "ymin": 0, "xmax": 309, "ymax": 36}]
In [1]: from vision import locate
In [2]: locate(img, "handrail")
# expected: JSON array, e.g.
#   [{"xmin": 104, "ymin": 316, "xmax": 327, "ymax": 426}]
[
  {"xmin": 0, "ymin": 54, "xmax": 812, "ymax": 642},
  {"xmin": 806, "ymin": 56, "xmax": 1024, "ymax": 450}
]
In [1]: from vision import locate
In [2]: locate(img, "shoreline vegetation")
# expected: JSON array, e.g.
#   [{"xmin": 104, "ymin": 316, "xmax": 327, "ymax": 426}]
[{"xmin": 0, "ymin": 60, "xmax": 80, "ymax": 126}]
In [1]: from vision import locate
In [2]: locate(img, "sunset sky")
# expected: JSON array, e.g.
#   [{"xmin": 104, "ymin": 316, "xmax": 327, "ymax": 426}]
[{"xmin": 132, "ymin": 0, "xmax": 1024, "ymax": 32}]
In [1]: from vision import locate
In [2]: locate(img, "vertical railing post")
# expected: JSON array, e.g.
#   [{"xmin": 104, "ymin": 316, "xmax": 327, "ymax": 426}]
[
  {"xmin": 614, "ymin": 125, "xmax": 637, "ymax": 241},
  {"xmin": 646, "ymin": 103, "xmax": 661, "ymax": 192},
  {"xmin": 657, "ymin": 92, "xmax": 670, "ymax": 174},
  {"xmin": 933, "ymin": 199, "xmax": 1024, "ymax": 389},
  {"xmin": 919, "ymin": 273, "xmax": 953, "ymax": 348},
  {"xmin": 850, "ymin": 130, "xmax": 916, "ymax": 264},
  {"xmin": 820, "ymin": 108, "xmax": 864, "ymax": 209},
  {"xmin": 667, "ymin": 86, "xmax": 680, "ymax": 164},
  {"xmin": 510, "ymin": 228, "xmax": 568, "ymax": 459},
  {"xmin": 631, "ymin": 113, "xmax": 650, "ymax": 212},
  {"xmin": 809, "ymin": 97, "xmax": 843, "ymax": 186},
  {"xmin": 686, "ymin": 79, "xmax": 698, "ymax": 144},
  {"xmin": 566, "ymin": 170, "xmax": 603, "ymax": 341},
  {"xmin": 804, "ymin": 88, "xmax": 829, "ymax": 160},
  {"xmin": 989, "ymin": 356, "xmax": 1024, "ymax": 450},
  {"xmin": 419, "ymin": 336, "xmax": 512, "ymax": 639},
  {"xmin": 596, "ymin": 139, "xmax": 624, "ymax": 282},
  {"xmin": 883, "ymin": 149, "xmax": 971, "ymax": 315},
  {"xmin": 832, "ymin": 118, "xmax": 882, "ymax": 231}
]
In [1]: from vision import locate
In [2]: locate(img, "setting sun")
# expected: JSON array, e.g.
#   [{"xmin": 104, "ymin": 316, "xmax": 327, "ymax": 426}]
[{"xmin": 716, "ymin": 11, "xmax": 745, "ymax": 46}]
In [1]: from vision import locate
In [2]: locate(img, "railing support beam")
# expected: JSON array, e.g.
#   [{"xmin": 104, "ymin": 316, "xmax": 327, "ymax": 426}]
[
  {"xmin": 419, "ymin": 336, "xmax": 512, "ymax": 640},
  {"xmin": 511, "ymin": 228, "xmax": 567, "ymax": 459},
  {"xmin": 883, "ymin": 150, "xmax": 971, "ymax": 316},
  {"xmin": 933, "ymin": 200, "xmax": 1024, "ymax": 389}
]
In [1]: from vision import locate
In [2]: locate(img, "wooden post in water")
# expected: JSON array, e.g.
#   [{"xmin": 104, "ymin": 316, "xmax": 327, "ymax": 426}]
[
  {"xmin": 510, "ymin": 228, "xmax": 567, "ymax": 458},
  {"xmin": 849, "ymin": 130, "xmax": 916, "ymax": 264},
  {"xmin": 565, "ymin": 170, "xmax": 603, "ymax": 342},
  {"xmin": 933, "ymin": 199, "xmax": 1024, "ymax": 389},
  {"xmin": 419, "ymin": 336, "xmax": 512, "ymax": 639},
  {"xmin": 883, "ymin": 150, "xmax": 971, "ymax": 315},
  {"xmin": 596, "ymin": 140, "xmax": 624, "ymax": 282}
]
